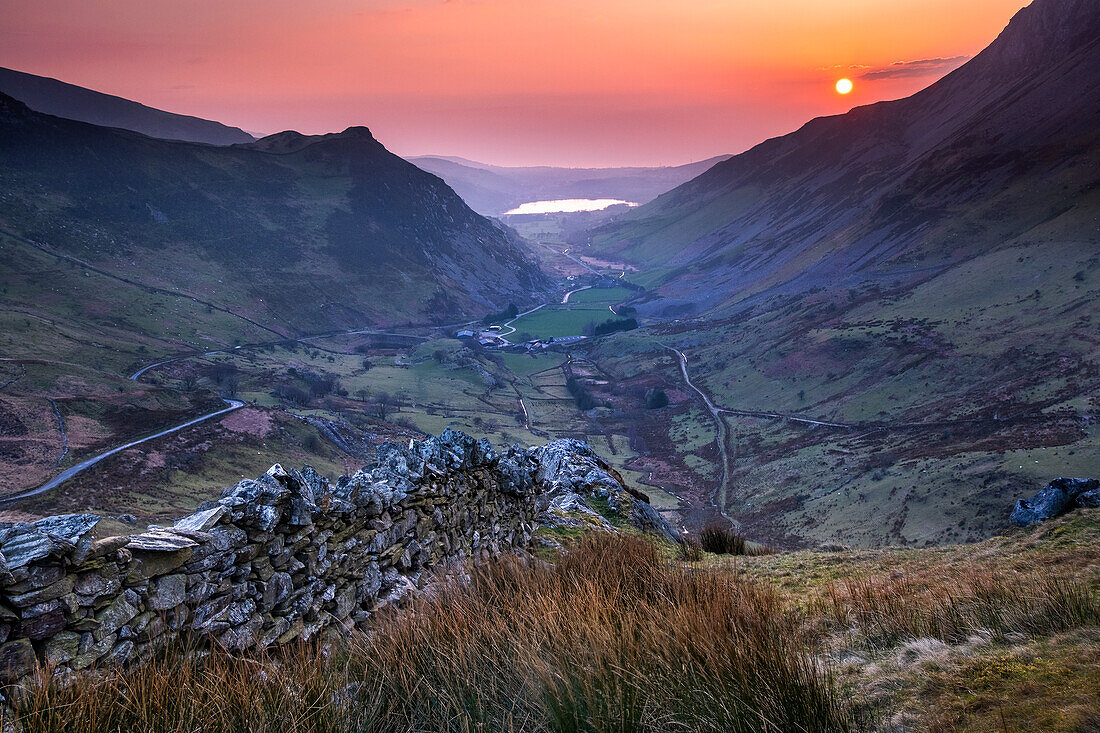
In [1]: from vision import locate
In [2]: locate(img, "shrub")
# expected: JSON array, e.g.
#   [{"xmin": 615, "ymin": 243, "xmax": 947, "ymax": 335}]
[{"xmin": 699, "ymin": 523, "xmax": 750, "ymax": 555}]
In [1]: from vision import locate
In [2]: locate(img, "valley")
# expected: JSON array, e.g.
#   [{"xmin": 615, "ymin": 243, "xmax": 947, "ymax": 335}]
[{"xmin": 0, "ymin": 0, "xmax": 1096, "ymax": 554}]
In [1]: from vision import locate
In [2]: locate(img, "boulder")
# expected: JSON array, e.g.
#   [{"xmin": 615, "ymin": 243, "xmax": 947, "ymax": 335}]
[{"xmin": 1011, "ymin": 477, "xmax": 1100, "ymax": 526}]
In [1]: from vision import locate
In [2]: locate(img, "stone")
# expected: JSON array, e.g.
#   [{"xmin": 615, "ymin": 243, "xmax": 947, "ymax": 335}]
[
  {"xmin": 0, "ymin": 639, "xmax": 36, "ymax": 682},
  {"xmin": 127, "ymin": 546, "xmax": 194, "ymax": 582},
  {"xmin": 259, "ymin": 572, "xmax": 293, "ymax": 612},
  {"xmin": 149, "ymin": 574, "xmax": 187, "ymax": 611},
  {"xmin": 22, "ymin": 606, "xmax": 66, "ymax": 639},
  {"xmin": 0, "ymin": 533, "xmax": 72, "ymax": 570},
  {"xmin": 30, "ymin": 514, "xmax": 101, "ymax": 543},
  {"xmin": 74, "ymin": 568, "xmax": 121, "ymax": 598},
  {"xmin": 127, "ymin": 530, "xmax": 199, "ymax": 552},
  {"xmin": 6, "ymin": 575, "xmax": 74, "ymax": 608},
  {"xmin": 43, "ymin": 631, "xmax": 82, "ymax": 666},
  {"xmin": 1011, "ymin": 480, "xmax": 1075, "ymax": 526},
  {"xmin": 1077, "ymin": 489, "xmax": 1100, "ymax": 508},
  {"xmin": 94, "ymin": 594, "xmax": 139, "ymax": 641},
  {"xmin": 101, "ymin": 640, "xmax": 135, "ymax": 668},
  {"xmin": 174, "ymin": 505, "xmax": 228, "ymax": 532}
]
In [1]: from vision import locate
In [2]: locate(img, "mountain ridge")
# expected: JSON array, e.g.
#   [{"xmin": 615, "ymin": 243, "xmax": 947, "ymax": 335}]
[
  {"xmin": 409, "ymin": 154, "xmax": 733, "ymax": 216},
  {"xmin": 0, "ymin": 91, "xmax": 550, "ymax": 332},
  {"xmin": 0, "ymin": 66, "xmax": 255, "ymax": 146}
]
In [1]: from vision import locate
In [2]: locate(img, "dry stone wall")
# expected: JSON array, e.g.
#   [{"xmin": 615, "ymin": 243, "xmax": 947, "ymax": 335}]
[{"xmin": 0, "ymin": 429, "xmax": 542, "ymax": 688}]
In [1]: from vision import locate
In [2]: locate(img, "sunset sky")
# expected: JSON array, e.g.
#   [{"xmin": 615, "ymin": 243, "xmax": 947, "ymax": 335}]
[{"xmin": 0, "ymin": 0, "xmax": 1030, "ymax": 166}]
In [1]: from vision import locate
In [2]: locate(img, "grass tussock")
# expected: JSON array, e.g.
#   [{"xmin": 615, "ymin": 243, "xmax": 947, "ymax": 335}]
[
  {"xmin": 697, "ymin": 523, "xmax": 770, "ymax": 556},
  {"xmin": 7, "ymin": 535, "xmax": 852, "ymax": 733},
  {"xmin": 820, "ymin": 567, "xmax": 1100, "ymax": 649}
]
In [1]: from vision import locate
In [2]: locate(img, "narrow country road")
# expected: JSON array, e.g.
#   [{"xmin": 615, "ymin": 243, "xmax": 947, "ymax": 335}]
[
  {"xmin": 561, "ymin": 285, "xmax": 592, "ymax": 303},
  {"xmin": 664, "ymin": 346, "xmax": 732, "ymax": 522},
  {"xmin": 498, "ymin": 303, "xmax": 547, "ymax": 339},
  {"xmin": 1, "ymin": 398, "xmax": 245, "ymax": 505}
]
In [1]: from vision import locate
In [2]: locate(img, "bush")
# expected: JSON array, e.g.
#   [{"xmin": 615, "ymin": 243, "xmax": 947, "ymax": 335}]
[
  {"xmin": 566, "ymin": 376, "xmax": 597, "ymax": 411},
  {"xmin": 644, "ymin": 387, "xmax": 669, "ymax": 409},
  {"xmin": 699, "ymin": 523, "xmax": 750, "ymax": 555}
]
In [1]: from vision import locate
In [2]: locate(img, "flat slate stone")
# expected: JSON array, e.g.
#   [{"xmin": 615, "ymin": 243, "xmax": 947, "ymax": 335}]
[
  {"xmin": 174, "ymin": 505, "xmax": 228, "ymax": 533},
  {"xmin": 127, "ymin": 530, "xmax": 200, "ymax": 552}
]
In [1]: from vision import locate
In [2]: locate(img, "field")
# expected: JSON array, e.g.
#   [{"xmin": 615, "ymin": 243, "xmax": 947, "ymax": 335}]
[{"xmin": 500, "ymin": 287, "xmax": 636, "ymax": 340}]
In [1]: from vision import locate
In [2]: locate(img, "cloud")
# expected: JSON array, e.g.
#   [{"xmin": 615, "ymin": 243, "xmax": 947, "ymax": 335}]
[{"xmin": 859, "ymin": 56, "xmax": 970, "ymax": 80}]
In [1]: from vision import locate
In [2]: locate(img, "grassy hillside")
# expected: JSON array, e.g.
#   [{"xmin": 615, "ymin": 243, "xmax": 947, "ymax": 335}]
[{"xmin": 585, "ymin": 237, "xmax": 1098, "ymax": 546}]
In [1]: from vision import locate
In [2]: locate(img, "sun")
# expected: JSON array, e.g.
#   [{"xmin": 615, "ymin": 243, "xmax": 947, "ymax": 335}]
[{"xmin": 835, "ymin": 78, "xmax": 854, "ymax": 95}]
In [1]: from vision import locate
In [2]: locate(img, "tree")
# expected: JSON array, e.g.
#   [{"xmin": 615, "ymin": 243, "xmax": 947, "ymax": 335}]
[
  {"xmin": 644, "ymin": 387, "xmax": 669, "ymax": 409},
  {"xmin": 372, "ymin": 392, "xmax": 393, "ymax": 419}
]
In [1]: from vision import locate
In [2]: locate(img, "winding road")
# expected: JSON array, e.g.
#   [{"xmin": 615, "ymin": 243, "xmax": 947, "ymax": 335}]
[
  {"xmin": 664, "ymin": 346, "xmax": 733, "ymax": 522},
  {"xmin": 497, "ymin": 303, "xmax": 548, "ymax": 339},
  {"xmin": 561, "ymin": 285, "xmax": 592, "ymax": 303},
  {"xmin": 1, "ymin": 398, "xmax": 245, "ymax": 505}
]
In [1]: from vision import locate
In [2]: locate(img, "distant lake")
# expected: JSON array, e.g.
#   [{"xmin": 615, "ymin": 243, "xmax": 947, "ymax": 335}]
[{"xmin": 503, "ymin": 199, "xmax": 638, "ymax": 216}]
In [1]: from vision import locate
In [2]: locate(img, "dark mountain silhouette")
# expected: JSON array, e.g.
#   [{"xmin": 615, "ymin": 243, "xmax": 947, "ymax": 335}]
[
  {"xmin": 0, "ymin": 67, "xmax": 254, "ymax": 145},
  {"xmin": 0, "ymin": 94, "xmax": 550, "ymax": 331}
]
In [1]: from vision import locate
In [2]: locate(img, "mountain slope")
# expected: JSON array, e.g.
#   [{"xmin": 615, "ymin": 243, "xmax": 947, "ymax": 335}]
[
  {"xmin": 0, "ymin": 67, "xmax": 254, "ymax": 145},
  {"xmin": 579, "ymin": 0, "xmax": 1100, "ymax": 548},
  {"xmin": 589, "ymin": 0, "xmax": 1098, "ymax": 310},
  {"xmin": 409, "ymin": 155, "xmax": 732, "ymax": 216},
  {"xmin": 0, "ymin": 94, "xmax": 549, "ymax": 332}
]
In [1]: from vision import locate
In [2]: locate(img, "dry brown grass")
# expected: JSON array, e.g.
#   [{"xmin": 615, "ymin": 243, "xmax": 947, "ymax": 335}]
[
  {"xmin": 6, "ymin": 535, "xmax": 852, "ymax": 733},
  {"xmin": 9, "ymin": 515, "xmax": 1100, "ymax": 733},
  {"xmin": 819, "ymin": 568, "xmax": 1100, "ymax": 649}
]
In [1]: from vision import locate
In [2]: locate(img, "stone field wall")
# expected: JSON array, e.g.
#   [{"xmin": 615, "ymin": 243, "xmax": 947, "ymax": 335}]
[{"xmin": 0, "ymin": 429, "xmax": 542, "ymax": 687}]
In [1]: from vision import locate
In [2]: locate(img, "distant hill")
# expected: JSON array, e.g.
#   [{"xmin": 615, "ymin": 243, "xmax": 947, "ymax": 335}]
[
  {"xmin": 408, "ymin": 155, "xmax": 732, "ymax": 216},
  {"xmin": 0, "ymin": 94, "xmax": 550, "ymax": 331},
  {"xmin": 0, "ymin": 67, "xmax": 254, "ymax": 145}
]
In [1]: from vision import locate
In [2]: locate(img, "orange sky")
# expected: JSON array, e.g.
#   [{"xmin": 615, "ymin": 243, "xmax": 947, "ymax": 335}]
[{"xmin": 0, "ymin": 0, "xmax": 1030, "ymax": 166}]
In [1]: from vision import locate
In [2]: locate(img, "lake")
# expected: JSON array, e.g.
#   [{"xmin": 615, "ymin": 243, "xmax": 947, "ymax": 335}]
[{"xmin": 502, "ymin": 198, "xmax": 638, "ymax": 216}]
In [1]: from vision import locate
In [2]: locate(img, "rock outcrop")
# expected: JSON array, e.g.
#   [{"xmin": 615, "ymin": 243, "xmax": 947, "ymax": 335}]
[
  {"xmin": 1010, "ymin": 478, "xmax": 1100, "ymax": 527},
  {"xmin": 0, "ymin": 431, "xmax": 672, "ymax": 690},
  {"xmin": 533, "ymin": 439, "xmax": 679, "ymax": 545}
]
